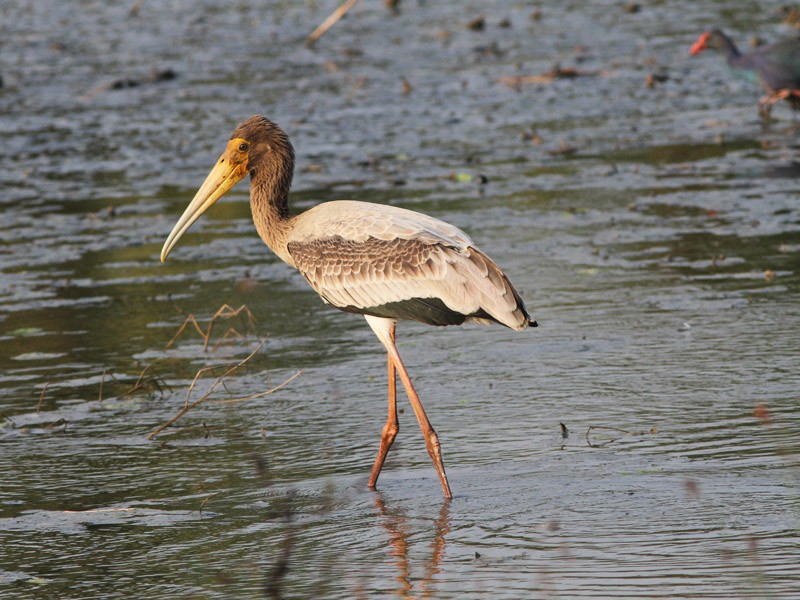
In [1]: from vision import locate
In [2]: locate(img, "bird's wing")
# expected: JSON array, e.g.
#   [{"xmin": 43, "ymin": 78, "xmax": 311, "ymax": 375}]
[
  {"xmin": 288, "ymin": 200, "xmax": 473, "ymax": 248},
  {"xmin": 286, "ymin": 202, "xmax": 530, "ymax": 330}
]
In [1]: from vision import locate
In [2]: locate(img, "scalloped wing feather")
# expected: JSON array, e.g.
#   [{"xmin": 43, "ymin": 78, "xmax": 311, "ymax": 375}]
[{"xmin": 288, "ymin": 233, "xmax": 531, "ymax": 330}]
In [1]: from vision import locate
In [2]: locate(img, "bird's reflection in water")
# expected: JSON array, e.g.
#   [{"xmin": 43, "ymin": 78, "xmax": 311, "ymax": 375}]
[{"xmin": 374, "ymin": 496, "xmax": 451, "ymax": 598}]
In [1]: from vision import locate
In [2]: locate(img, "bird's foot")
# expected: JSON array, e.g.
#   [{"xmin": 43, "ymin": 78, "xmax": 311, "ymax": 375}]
[
  {"xmin": 758, "ymin": 89, "xmax": 799, "ymax": 119},
  {"xmin": 424, "ymin": 430, "xmax": 453, "ymax": 500},
  {"xmin": 368, "ymin": 420, "xmax": 400, "ymax": 490}
]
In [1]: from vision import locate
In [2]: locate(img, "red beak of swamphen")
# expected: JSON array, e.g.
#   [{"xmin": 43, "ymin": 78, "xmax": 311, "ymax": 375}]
[{"xmin": 690, "ymin": 31, "xmax": 711, "ymax": 56}]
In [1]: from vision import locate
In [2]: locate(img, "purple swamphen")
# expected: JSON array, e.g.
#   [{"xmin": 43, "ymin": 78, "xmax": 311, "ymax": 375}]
[{"xmin": 690, "ymin": 29, "xmax": 800, "ymax": 116}]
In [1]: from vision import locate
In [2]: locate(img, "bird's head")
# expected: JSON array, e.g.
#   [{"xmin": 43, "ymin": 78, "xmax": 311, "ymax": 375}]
[
  {"xmin": 689, "ymin": 30, "xmax": 727, "ymax": 56},
  {"xmin": 160, "ymin": 115, "xmax": 294, "ymax": 262}
]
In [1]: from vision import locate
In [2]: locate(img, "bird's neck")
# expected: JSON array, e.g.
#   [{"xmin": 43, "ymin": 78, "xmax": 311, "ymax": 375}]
[
  {"xmin": 717, "ymin": 32, "xmax": 742, "ymax": 63},
  {"xmin": 250, "ymin": 165, "xmax": 297, "ymax": 266}
]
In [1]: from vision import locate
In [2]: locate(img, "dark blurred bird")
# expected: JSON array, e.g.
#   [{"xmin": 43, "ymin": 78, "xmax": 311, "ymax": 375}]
[
  {"xmin": 160, "ymin": 116, "xmax": 535, "ymax": 499},
  {"xmin": 690, "ymin": 29, "xmax": 800, "ymax": 116}
]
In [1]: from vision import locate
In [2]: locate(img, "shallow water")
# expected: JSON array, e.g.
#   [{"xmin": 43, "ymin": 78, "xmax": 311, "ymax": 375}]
[{"xmin": 1, "ymin": 1, "xmax": 799, "ymax": 598}]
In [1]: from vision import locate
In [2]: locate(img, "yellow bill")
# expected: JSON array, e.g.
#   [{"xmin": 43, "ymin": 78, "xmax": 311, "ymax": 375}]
[{"xmin": 160, "ymin": 138, "xmax": 250, "ymax": 262}]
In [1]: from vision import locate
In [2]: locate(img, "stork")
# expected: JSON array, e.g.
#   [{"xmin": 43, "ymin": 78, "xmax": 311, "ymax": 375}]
[{"xmin": 161, "ymin": 116, "xmax": 535, "ymax": 499}]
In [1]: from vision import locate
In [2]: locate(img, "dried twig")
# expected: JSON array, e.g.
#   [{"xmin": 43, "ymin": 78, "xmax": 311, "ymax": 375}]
[
  {"xmin": 167, "ymin": 304, "xmax": 256, "ymax": 352},
  {"xmin": 211, "ymin": 370, "xmax": 302, "ymax": 405},
  {"xmin": 147, "ymin": 341, "xmax": 300, "ymax": 439},
  {"xmin": 36, "ymin": 383, "xmax": 50, "ymax": 414},
  {"xmin": 199, "ymin": 491, "xmax": 220, "ymax": 514},
  {"xmin": 98, "ymin": 365, "xmax": 167, "ymax": 403},
  {"xmin": 586, "ymin": 425, "xmax": 657, "ymax": 448},
  {"xmin": 153, "ymin": 424, "xmax": 227, "ymax": 438},
  {"xmin": 99, "ymin": 369, "xmax": 109, "ymax": 402},
  {"xmin": 133, "ymin": 365, "xmax": 151, "ymax": 390},
  {"xmin": 148, "ymin": 342, "xmax": 265, "ymax": 438},
  {"xmin": 124, "ymin": 364, "xmax": 167, "ymax": 398},
  {"xmin": 306, "ymin": 0, "xmax": 358, "ymax": 47},
  {"xmin": 210, "ymin": 326, "xmax": 248, "ymax": 353}
]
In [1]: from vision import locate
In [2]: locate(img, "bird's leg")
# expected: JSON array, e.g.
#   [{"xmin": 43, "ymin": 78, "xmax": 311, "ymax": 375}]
[
  {"xmin": 759, "ymin": 89, "xmax": 792, "ymax": 118},
  {"xmin": 391, "ymin": 345, "xmax": 453, "ymax": 500},
  {"xmin": 368, "ymin": 322, "xmax": 399, "ymax": 490},
  {"xmin": 364, "ymin": 315, "xmax": 453, "ymax": 499},
  {"xmin": 789, "ymin": 90, "xmax": 800, "ymax": 113},
  {"xmin": 758, "ymin": 93, "xmax": 775, "ymax": 118}
]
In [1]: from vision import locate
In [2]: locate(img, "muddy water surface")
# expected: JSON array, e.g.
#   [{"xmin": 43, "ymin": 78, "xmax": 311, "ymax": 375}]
[{"xmin": 1, "ymin": 1, "xmax": 799, "ymax": 598}]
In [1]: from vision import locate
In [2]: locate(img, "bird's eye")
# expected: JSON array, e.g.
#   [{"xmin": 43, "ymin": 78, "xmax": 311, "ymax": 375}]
[{"xmin": 238, "ymin": 142, "xmax": 249, "ymax": 152}]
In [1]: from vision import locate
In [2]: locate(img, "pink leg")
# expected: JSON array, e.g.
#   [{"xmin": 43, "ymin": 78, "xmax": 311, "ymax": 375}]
[
  {"xmin": 759, "ymin": 89, "xmax": 793, "ymax": 117},
  {"xmin": 369, "ymin": 322, "xmax": 399, "ymax": 489},
  {"xmin": 365, "ymin": 315, "xmax": 453, "ymax": 499}
]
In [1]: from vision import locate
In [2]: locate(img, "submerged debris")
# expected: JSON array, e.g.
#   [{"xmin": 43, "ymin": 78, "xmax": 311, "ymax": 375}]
[
  {"xmin": 645, "ymin": 71, "xmax": 669, "ymax": 87},
  {"xmin": 781, "ymin": 5, "xmax": 800, "ymax": 28},
  {"xmin": 684, "ymin": 479, "xmax": 701, "ymax": 498},
  {"xmin": 98, "ymin": 364, "xmax": 168, "ymax": 402},
  {"xmin": 128, "ymin": 0, "xmax": 145, "ymax": 17},
  {"xmin": 559, "ymin": 422, "xmax": 569, "ymax": 450},
  {"xmin": 586, "ymin": 425, "xmax": 658, "ymax": 447},
  {"xmin": 82, "ymin": 68, "xmax": 177, "ymax": 100},
  {"xmin": 546, "ymin": 142, "xmax": 578, "ymax": 156},
  {"xmin": 466, "ymin": 16, "xmax": 485, "ymax": 31},
  {"xmin": 499, "ymin": 65, "xmax": 602, "ymax": 88},
  {"xmin": 520, "ymin": 129, "xmax": 543, "ymax": 144},
  {"xmin": 754, "ymin": 402, "xmax": 771, "ymax": 424}
]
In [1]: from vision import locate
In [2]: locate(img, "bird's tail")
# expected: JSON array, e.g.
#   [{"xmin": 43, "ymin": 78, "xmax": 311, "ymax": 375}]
[{"xmin": 467, "ymin": 247, "xmax": 536, "ymax": 331}]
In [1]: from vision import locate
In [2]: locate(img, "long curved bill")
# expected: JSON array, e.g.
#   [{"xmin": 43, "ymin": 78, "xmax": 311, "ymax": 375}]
[{"xmin": 160, "ymin": 144, "xmax": 248, "ymax": 262}]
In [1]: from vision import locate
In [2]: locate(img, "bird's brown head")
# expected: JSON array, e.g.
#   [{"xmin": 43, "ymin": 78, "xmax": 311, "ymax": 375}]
[
  {"xmin": 160, "ymin": 115, "xmax": 295, "ymax": 262},
  {"xmin": 231, "ymin": 115, "xmax": 294, "ymax": 178}
]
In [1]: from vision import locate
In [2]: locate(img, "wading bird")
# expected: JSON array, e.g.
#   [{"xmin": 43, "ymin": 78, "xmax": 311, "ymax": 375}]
[
  {"xmin": 690, "ymin": 29, "xmax": 800, "ymax": 116},
  {"xmin": 161, "ymin": 116, "xmax": 535, "ymax": 499}
]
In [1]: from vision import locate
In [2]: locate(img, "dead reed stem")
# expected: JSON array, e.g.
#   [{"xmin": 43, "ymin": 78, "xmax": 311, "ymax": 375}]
[
  {"xmin": 167, "ymin": 304, "xmax": 256, "ymax": 352},
  {"xmin": 147, "ymin": 340, "xmax": 300, "ymax": 439},
  {"xmin": 306, "ymin": 0, "xmax": 358, "ymax": 47},
  {"xmin": 36, "ymin": 383, "xmax": 50, "ymax": 414}
]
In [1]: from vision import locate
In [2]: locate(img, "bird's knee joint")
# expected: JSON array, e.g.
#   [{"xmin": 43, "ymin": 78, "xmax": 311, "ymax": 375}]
[
  {"xmin": 425, "ymin": 430, "xmax": 442, "ymax": 453},
  {"xmin": 382, "ymin": 421, "xmax": 399, "ymax": 441}
]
